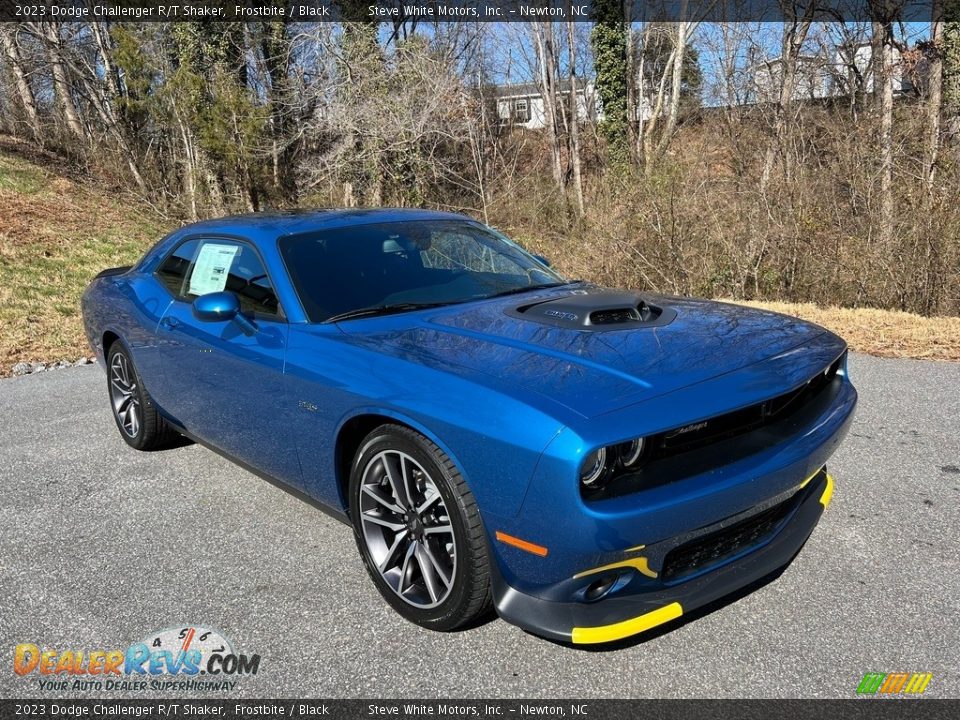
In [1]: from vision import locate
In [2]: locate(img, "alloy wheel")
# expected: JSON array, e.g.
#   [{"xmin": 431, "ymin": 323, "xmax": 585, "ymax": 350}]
[
  {"xmin": 109, "ymin": 352, "xmax": 141, "ymax": 438},
  {"xmin": 358, "ymin": 450, "xmax": 457, "ymax": 608}
]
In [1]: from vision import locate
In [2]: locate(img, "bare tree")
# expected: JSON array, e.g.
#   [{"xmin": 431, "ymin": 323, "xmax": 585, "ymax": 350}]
[
  {"xmin": 926, "ymin": 14, "xmax": 944, "ymax": 195},
  {"xmin": 566, "ymin": 11, "xmax": 585, "ymax": 215},
  {"xmin": 531, "ymin": 21, "xmax": 565, "ymax": 192},
  {"xmin": 31, "ymin": 23, "xmax": 85, "ymax": 140},
  {"xmin": 759, "ymin": 3, "xmax": 817, "ymax": 194},
  {"xmin": 639, "ymin": 23, "xmax": 677, "ymax": 169},
  {"xmin": 944, "ymin": 18, "xmax": 960, "ymax": 154},
  {"xmin": 871, "ymin": 14, "xmax": 896, "ymax": 247},
  {"xmin": 0, "ymin": 25, "xmax": 40, "ymax": 139},
  {"xmin": 821, "ymin": 21, "xmax": 873, "ymax": 115},
  {"xmin": 88, "ymin": 19, "xmax": 121, "ymax": 100},
  {"xmin": 655, "ymin": 10, "xmax": 691, "ymax": 159},
  {"xmin": 637, "ymin": 6, "xmax": 701, "ymax": 172}
]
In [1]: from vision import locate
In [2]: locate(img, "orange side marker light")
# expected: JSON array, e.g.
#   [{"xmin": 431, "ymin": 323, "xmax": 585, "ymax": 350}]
[{"xmin": 495, "ymin": 531, "xmax": 549, "ymax": 557}]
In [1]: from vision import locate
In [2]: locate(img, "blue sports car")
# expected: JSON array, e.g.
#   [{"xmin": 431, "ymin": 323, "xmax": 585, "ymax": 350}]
[{"xmin": 81, "ymin": 209, "xmax": 856, "ymax": 644}]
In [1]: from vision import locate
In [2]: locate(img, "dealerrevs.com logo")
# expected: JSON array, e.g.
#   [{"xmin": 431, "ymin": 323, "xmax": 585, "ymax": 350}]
[
  {"xmin": 856, "ymin": 672, "xmax": 933, "ymax": 696},
  {"xmin": 13, "ymin": 625, "xmax": 260, "ymax": 692}
]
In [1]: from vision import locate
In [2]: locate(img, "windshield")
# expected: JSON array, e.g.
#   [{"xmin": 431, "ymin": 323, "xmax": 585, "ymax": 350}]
[{"xmin": 278, "ymin": 220, "xmax": 565, "ymax": 322}]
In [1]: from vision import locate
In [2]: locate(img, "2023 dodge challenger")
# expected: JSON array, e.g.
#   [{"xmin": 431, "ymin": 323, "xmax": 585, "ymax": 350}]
[{"xmin": 82, "ymin": 209, "xmax": 857, "ymax": 644}]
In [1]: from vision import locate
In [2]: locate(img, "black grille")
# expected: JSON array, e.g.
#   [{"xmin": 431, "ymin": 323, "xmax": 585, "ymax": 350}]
[
  {"xmin": 661, "ymin": 489, "xmax": 803, "ymax": 581},
  {"xmin": 581, "ymin": 354, "xmax": 846, "ymax": 502},
  {"xmin": 590, "ymin": 308, "xmax": 638, "ymax": 325}
]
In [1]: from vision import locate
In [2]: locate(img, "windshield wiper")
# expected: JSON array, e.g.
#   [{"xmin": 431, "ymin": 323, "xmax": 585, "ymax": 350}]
[
  {"xmin": 483, "ymin": 281, "xmax": 574, "ymax": 300},
  {"xmin": 325, "ymin": 302, "xmax": 454, "ymax": 323},
  {"xmin": 326, "ymin": 283, "xmax": 576, "ymax": 323}
]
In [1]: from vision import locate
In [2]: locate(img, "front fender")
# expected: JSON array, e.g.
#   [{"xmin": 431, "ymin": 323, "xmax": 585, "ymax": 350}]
[
  {"xmin": 332, "ymin": 405, "xmax": 491, "ymax": 512},
  {"xmin": 285, "ymin": 325, "xmax": 565, "ymax": 516}
]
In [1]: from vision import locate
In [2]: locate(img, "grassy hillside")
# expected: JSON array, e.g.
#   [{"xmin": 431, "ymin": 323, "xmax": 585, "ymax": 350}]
[
  {"xmin": 0, "ymin": 137, "xmax": 956, "ymax": 377},
  {"xmin": 0, "ymin": 138, "xmax": 172, "ymax": 372}
]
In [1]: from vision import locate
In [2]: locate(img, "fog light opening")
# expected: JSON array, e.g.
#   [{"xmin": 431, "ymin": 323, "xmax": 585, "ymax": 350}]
[{"xmin": 584, "ymin": 573, "xmax": 619, "ymax": 602}]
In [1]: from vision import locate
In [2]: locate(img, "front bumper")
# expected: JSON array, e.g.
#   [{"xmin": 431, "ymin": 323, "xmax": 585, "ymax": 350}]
[{"xmin": 491, "ymin": 469, "xmax": 834, "ymax": 644}]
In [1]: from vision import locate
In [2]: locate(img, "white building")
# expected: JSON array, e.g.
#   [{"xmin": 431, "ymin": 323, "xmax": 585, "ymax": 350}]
[
  {"xmin": 496, "ymin": 80, "xmax": 598, "ymax": 130},
  {"xmin": 831, "ymin": 42, "xmax": 913, "ymax": 96},
  {"xmin": 752, "ymin": 55, "xmax": 834, "ymax": 103},
  {"xmin": 751, "ymin": 43, "xmax": 913, "ymax": 104}
]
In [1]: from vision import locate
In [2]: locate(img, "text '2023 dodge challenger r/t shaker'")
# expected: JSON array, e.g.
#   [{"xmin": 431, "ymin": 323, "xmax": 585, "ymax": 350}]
[{"xmin": 81, "ymin": 209, "xmax": 857, "ymax": 644}]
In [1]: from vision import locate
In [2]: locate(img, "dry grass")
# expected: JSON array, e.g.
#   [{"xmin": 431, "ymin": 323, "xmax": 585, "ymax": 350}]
[
  {"xmin": 728, "ymin": 300, "xmax": 960, "ymax": 362},
  {"xmin": 0, "ymin": 143, "xmax": 172, "ymax": 374},
  {"xmin": 0, "ymin": 141, "xmax": 956, "ymax": 378}
]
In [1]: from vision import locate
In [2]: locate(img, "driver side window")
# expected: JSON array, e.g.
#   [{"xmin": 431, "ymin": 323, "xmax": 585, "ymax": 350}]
[{"xmin": 177, "ymin": 239, "xmax": 281, "ymax": 319}]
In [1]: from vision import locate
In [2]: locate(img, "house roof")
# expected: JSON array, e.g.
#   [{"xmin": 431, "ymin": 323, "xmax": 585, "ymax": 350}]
[
  {"xmin": 752, "ymin": 54, "xmax": 825, "ymax": 70},
  {"xmin": 494, "ymin": 79, "xmax": 589, "ymax": 98}
]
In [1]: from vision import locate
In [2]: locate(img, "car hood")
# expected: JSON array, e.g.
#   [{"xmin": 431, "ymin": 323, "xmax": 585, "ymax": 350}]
[{"xmin": 340, "ymin": 286, "xmax": 835, "ymax": 418}]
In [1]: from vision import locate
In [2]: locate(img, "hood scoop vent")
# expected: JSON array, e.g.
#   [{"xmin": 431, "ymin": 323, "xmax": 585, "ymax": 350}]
[
  {"xmin": 590, "ymin": 308, "xmax": 639, "ymax": 325},
  {"xmin": 506, "ymin": 290, "xmax": 677, "ymax": 331}
]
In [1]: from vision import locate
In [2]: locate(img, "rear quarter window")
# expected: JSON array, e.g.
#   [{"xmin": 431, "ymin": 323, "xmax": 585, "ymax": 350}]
[{"xmin": 155, "ymin": 239, "xmax": 200, "ymax": 297}]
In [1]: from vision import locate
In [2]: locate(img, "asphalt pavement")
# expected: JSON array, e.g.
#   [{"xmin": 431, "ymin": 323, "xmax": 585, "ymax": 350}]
[{"xmin": 0, "ymin": 353, "xmax": 958, "ymax": 699}]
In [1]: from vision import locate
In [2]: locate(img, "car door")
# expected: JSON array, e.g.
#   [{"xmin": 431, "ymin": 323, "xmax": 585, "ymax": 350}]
[{"xmin": 155, "ymin": 236, "xmax": 301, "ymax": 486}]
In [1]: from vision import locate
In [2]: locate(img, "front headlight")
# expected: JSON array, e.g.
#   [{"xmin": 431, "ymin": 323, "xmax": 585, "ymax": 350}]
[
  {"xmin": 619, "ymin": 437, "xmax": 645, "ymax": 468},
  {"xmin": 580, "ymin": 437, "xmax": 647, "ymax": 490},
  {"xmin": 579, "ymin": 447, "xmax": 608, "ymax": 487}
]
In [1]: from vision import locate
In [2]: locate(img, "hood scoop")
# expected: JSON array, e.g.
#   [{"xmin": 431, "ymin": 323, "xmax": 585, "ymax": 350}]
[{"xmin": 506, "ymin": 291, "xmax": 677, "ymax": 331}]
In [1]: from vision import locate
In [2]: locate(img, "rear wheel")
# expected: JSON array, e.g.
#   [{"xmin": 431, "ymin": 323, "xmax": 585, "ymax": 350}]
[
  {"xmin": 106, "ymin": 342, "xmax": 180, "ymax": 451},
  {"xmin": 349, "ymin": 424, "xmax": 492, "ymax": 631}
]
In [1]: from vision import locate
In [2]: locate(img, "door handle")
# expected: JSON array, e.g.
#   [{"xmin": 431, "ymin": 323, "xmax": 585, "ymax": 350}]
[{"xmin": 160, "ymin": 316, "xmax": 180, "ymax": 330}]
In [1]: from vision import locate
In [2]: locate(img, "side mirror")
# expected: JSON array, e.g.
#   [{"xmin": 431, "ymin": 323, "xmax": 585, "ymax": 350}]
[
  {"xmin": 533, "ymin": 254, "xmax": 552, "ymax": 267},
  {"xmin": 192, "ymin": 291, "xmax": 241, "ymax": 322},
  {"xmin": 192, "ymin": 292, "xmax": 257, "ymax": 334}
]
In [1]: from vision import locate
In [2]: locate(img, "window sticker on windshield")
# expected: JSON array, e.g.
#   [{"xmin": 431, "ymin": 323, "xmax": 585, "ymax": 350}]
[{"xmin": 188, "ymin": 243, "xmax": 238, "ymax": 296}]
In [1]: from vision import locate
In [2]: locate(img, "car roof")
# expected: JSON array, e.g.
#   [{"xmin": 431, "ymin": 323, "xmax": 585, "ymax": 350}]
[{"xmin": 177, "ymin": 208, "xmax": 476, "ymax": 240}]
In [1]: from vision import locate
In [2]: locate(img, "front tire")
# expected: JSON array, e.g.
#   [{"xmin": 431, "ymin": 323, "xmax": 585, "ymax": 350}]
[
  {"xmin": 349, "ymin": 424, "xmax": 492, "ymax": 631},
  {"xmin": 106, "ymin": 342, "xmax": 180, "ymax": 451}
]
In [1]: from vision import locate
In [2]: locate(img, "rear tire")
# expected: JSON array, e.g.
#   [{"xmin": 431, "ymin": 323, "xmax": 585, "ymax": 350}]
[
  {"xmin": 106, "ymin": 341, "xmax": 181, "ymax": 451},
  {"xmin": 349, "ymin": 424, "xmax": 492, "ymax": 631}
]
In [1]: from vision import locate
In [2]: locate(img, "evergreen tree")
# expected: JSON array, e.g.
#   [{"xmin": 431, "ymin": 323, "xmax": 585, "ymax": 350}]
[
  {"xmin": 590, "ymin": 0, "xmax": 631, "ymax": 168},
  {"xmin": 944, "ymin": 16, "xmax": 960, "ymax": 130}
]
